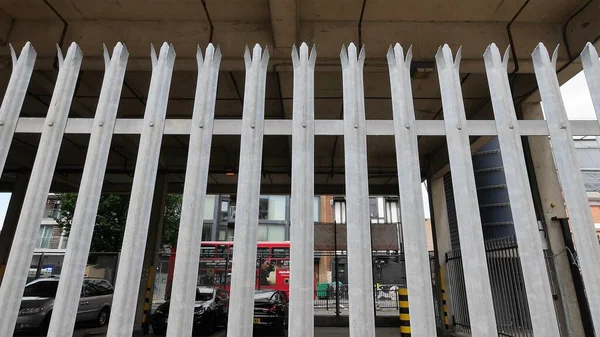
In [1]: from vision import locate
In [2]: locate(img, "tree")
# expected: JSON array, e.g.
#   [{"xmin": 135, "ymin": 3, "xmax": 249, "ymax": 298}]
[{"xmin": 56, "ymin": 193, "xmax": 182, "ymax": 252}]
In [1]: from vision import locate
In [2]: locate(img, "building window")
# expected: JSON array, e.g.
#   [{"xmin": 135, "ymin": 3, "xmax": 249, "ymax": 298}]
[
  {"xmin": 258, "ymin": 224, "xmax": 286, "ymax": 241},
  {"xmin": 258, "ymin": 196, "xmax": 286, "ymax": 221},
  {"xmin": 204, "ymin": 195, "xmax": 216, "ymax": 220},
  {"xmin": 334, "ymin": 199, "xmax": 346, "ymax": 224},
  {"xmin": 385, "ymin": 199, "xmax": 400, "ymax": 223},
  {"xmin": 43, "ymin": 200, "xmax": 61, "ymax": 219},
  {"xmin": 218, "ymin": 228, "xmax": 227, "ymax": 241},
  {"xmin": 370, "ymin": 197, "xmax": 385, "ymax": 224},
  {"xmin": 201, "ymin": 222, "xmax": 212, "ymax": 241},
  {"xmin": 36, "ymin": 225, "xmax": 54, "ymax": 249},
  {"xmin": 59, "ymin": 231, "xmax": 69, "ymax": 249},
  {"xmin": 314, "ymin": 197, "xmax": 320, "ymax": 222},
  {"xmin": 220, "ymin": 200, "xmax": 229, "ymax": 221}
]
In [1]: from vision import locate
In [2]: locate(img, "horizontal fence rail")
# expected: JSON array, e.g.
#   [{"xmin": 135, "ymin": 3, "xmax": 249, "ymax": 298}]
[
  {"xmin": 11, "ymin": 118, "xmax": 600, "ymax": 136},
  {"xmin": 0, "ymin": 40, "xmax": 599, "ymax": 337}
]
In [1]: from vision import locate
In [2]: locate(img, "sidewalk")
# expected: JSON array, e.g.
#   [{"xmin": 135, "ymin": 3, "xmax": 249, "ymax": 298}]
[{"xmin": 202, "ymin": 328, "xmax": 401, "ymax": 337}]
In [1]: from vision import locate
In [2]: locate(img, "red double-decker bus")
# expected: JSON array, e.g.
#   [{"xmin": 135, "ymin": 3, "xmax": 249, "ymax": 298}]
[{"xmin": 166, "ymin": 241, "xmax": 294, "ymax": 297}]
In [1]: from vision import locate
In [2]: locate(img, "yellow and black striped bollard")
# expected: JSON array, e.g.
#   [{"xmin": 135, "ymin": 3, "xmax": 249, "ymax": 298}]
[
  {"xmin": 398, "ymin": 287, "xmax": 410, "ymax": 336},
  {"xmin": 141, "ymin": 266, "xmax": 156, "ymax": 335},
  {"xmin": 440, "ymin": 268, "xmax": 449, "ymax": 330}
]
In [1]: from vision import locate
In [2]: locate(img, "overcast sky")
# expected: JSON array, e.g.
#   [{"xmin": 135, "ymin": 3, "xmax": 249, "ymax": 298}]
[{"xmin": 0, "ymin": 70, "xmax": 597, "ymax": 230}]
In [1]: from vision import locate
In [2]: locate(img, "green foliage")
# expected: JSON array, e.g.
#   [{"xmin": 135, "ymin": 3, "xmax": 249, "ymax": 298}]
[
  {"xmin": 162, "ymin": 194, "xmax": 182, "ymax": 246},
  {"xmin": 55, "ymin": 193, "xmax": 181, "ymax": 252}
]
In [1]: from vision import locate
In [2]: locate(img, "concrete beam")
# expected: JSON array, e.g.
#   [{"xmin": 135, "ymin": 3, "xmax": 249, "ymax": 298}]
[
  {"xmin": 0, "ymin": 20, "xmax": 571, "ymax": 72},
  {"xmin": 268, "ymin": 0, "xmax": 298, "ymax": 50},
  {"xmin": 562, "ymin": 2, "xmax": 600, "ymax": 64},
  {"xmin": 0, "ymin": 9, "xmax": 14, "ymax": 46}
]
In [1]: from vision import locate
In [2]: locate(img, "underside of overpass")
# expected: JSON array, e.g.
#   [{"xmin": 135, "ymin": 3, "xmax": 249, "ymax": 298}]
[{"xmin": 0, "ymin": 0, "xmax": 598, "ymax": 195}]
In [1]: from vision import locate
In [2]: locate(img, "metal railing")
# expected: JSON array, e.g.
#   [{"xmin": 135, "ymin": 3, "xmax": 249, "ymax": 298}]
[{"xmin": 447, "ymin": 236, "xmax": 537, "ymax": 336}]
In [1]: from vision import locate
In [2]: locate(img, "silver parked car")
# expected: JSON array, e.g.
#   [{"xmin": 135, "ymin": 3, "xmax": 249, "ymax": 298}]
[{"xmin": 15, "ymin": 277, "xmax": 113, "ymax": 335}]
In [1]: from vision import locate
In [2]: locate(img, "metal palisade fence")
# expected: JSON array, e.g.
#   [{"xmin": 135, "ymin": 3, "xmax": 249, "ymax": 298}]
[{"xmin": 0, "ymin": 41, "xmax": 598, "ymax": 337}]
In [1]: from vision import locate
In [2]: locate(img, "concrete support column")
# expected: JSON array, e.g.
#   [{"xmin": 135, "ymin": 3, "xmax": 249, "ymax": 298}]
[
  {"xmin": 134, "ymin": 174, "xmax": 168, "ymax": 335},
  {"xmin": 211, "ymin": 195, "xmax": 221, "ymax": 241},
  {"xmin": 522, "ymin": 102, "xmax": 585, "ymax": 337},
  {"xmin": 428, "ymin": 176, "xmax": 455, "ymax": 330},
  {"xmin": 285, "ymin": 195, "xmax": 291, "ymax": 241},
  {"xmin": 0, "ymin": 173, "xmax": 29, "ymax": 283}
]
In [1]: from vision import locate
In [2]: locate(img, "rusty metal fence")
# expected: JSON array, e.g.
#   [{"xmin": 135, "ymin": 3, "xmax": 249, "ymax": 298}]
[{"xmin": 0, "ymin": 40, "xmax": 599, "ymax": 337}]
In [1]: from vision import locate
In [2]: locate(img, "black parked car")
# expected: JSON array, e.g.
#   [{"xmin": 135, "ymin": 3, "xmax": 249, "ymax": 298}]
[
  {"xmin": 151, "ymin": 287, "xmax": 229, "ymax": 336},
  {"xmin": 253, "ymin": 290, "xmax": 288, "ymax": 335}
]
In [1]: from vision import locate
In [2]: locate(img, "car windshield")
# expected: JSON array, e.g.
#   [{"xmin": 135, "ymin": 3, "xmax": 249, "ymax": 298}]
[
  {"xmin": 196, "ymin": 289, "xmax": 213, "ymax": 301},
  {"xmin": 23, "ymin": 281, "xmax": 58, "ymax": 298},
  {"xmin": 254, "ymin": 291, "xmax": 274, "ymax": 300}
]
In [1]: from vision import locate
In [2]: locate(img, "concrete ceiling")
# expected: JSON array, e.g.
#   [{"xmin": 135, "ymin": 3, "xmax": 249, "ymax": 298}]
[{"xmin": 0, "ymin": 0, "xmax": 598, "ymax": 194}]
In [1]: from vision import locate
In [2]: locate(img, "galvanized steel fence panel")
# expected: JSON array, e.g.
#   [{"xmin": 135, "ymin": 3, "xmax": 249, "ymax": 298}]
[
  {"xmin": 388, "ymin": 44, "xmax": 437, "ymax": 336},
  {"xmin": 289, "ymin": 43, "xmax": 316, "ymax": 337},
  {"xmin": 106, "ymin": 42, "xmax": 176, "ymax": 337},
  {"xmin": 167, "ymin": 44, "xmax": 221, "ymax": 337},
  {"xmin": 0, "ymin": 40, "xmax": 599, "ymax": 337},
  {"xmin": 0, "ymin": 42, "xmax": 82, "ymax": 336},
  {"xmin": 533, "ymin": 43, "xmax": 600, "ymax": 337},
  {"xmin": 48, "ymin": 43, "xmax": 129, "ymax": 337},
  {"xmin": 483, "ymin": 44, "xmax": 560, "ymax": 337},
  {"xmin": 340, "ymin": 44, "xmax": 376, "ymax": 337},
  {"xmin": 436, "ymin": 45, "xmax": 498, "ymax": 337},
  {"xmin": 226, "ymin": 44, "xmax": 270, "ymax": 337}
]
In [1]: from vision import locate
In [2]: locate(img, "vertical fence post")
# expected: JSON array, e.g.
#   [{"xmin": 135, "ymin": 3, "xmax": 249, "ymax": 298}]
[
  {"xmin": 289, "ymin": 42, "xmax": 316, "ymax": 337},
  {"xmin": 47, "ymin": 43, "xmax": 129, "ymax": 337},
  {"xmin": 166, "ymin": 44, "xmax": 221, "ymax": 337},
  {"xmin": 581, "ymin": 43, "xmax": 600, "ymax": 120},
  {"xmin": 334, "ymin": 221, "xmax": 340, "ymax": 316},
  {"xmin": 581, "ymin": 45, "xmax": 600, "ymax": 333},
  {"xmin": 226, "ymin": 44, "xmax": 269, "ymax": 337},
  {"xmin": 106, "ymin": 43, "xmax": 176, "ymax": 337},
  {"xmin": 532, "ymin": 43, "xmax": 600, "ymax": 337},
  {"xmin": 483, "ymin": 43, "xmax": 560, "ymax": 337},
  {"xmin": 387, "ymin": 44, "xmax": 437, "ymax": 336},
  {"xmin": 0, "ymin": 43, "xmax": 36, "ymax": 175},
  {"xmin": 0, "ymin": 43, "xmax": 82, "ymax": 337},
  {"xmin": 435, "ymin": 44, "xmax": 498, "ymax": 337},
  {"xmin": 340, "ymin": 43, "xmax": 375, "ymax": 336}
]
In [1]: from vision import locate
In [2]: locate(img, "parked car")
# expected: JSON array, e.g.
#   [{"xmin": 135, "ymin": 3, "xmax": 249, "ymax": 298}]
[
  {"xmin": 151, "ymin": 287, "xmax": 229, "ymax": 335},
  {"xmin": 253, "ymin": 290, "xmax": 288, "ymax": 335},
  {"xmin": 16, "ymin": 277, "xmax": 113, "ymax": 335}
]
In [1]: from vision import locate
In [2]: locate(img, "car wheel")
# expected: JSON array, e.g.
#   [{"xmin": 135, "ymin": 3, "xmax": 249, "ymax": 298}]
[
  {"xmin": 275, "ymin": 322, "xmax": 285, "ymax": 336},
  {"xmin": 207, "ymin": 314, "xmax": 217, "ymax": 335},
  {"xmin": 36, "ymin": 314, "xmax": 51, "ymax": 336},
  {"xmin": 96, "ymin": 307, "xmax": 110, "ymax": 327},
  {"xmin": 153, "ymin": 326, "xmax": 166, "ymax": 336}
]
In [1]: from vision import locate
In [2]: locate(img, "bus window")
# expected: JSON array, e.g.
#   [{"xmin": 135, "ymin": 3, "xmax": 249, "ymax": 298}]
[
  {"xmin": 257, "ymin": 248, "xmax": 271, "ymax": 258},
  {"xmin": 200, "ymin": 246, "xmax": 216, "ymax": 258},
  {"xmin": 217, "ymin": 245, "xmax": 228, "ymax": 258},
  {"xmin": 272, "ymin": 248, "xmax": 289, "ymax": 258}
]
